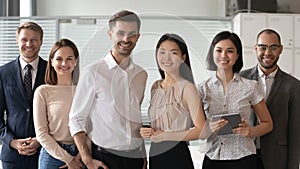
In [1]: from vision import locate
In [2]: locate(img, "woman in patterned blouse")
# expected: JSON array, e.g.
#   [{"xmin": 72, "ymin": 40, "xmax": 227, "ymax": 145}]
[{"xmin": 198, "ymin": 31, "xmax": 273, "ymax": 169}]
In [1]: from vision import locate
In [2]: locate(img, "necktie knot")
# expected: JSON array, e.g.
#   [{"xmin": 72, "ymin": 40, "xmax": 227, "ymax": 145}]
[{"xmin": 25, "ymin": 64, "xmax": 32, "ymax": 72}]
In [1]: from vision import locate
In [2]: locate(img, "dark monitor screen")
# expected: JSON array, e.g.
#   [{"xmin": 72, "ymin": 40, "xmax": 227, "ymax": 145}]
[{"xmin": 237, "ymin": 0, "xmax": 277, "ymax": 13}]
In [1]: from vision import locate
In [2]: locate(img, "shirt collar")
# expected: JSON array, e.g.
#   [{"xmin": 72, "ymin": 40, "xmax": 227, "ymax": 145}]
[
  {"xmin": 212, "ymin": 72, "xmax": 241, "ymax": 84},
  {"xmin": 19, "ymin": 56, "xmax": 40, "ymax": 71},
  {"xmin": 105, "ymin": 51, "xmax": 135, "ymax": 71},
  {"xmin": 257, "ymin": 65, "xmax": 278, "ymax": 79}
]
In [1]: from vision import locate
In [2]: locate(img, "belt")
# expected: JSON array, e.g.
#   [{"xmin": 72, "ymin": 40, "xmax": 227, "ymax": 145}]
[{"xmin": 92, "ymin": 142, "xmax": 144, "ymax": 158}]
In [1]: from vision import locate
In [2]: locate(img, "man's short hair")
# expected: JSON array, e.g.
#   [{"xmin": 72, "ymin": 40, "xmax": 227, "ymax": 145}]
[
  {"xmin": 16, "ymin": 21, "xmax": 44, "ymax": 41},
  {"xmin": 256, "ymin": 28, "xmax": 281, "ymax": 44},
  {"xmin": 108, "ymin": 10, "xmax": 141, "ymax": 32}
]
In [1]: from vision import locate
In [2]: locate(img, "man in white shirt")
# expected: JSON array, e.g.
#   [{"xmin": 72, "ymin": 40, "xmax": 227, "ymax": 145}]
[{"xmin": 69, "ymin": 10, "xmax": 148, "ymax": 169}]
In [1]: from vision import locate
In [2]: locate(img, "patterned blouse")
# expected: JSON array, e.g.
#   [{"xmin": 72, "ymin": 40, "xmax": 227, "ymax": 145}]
[{"xmin": 198, "ymin": 73, "xmax": 263, "ymax": 160}]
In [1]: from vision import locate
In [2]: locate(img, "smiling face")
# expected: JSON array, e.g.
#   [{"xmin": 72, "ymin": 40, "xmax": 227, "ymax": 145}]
[
  {"xmin": 51, "ymin": 46, "xmax": 77, "ymax": 78},
  {"xmin": 157, "ymin": 40, "xmax": 185, "ymax": 76},
  {"xmin": 108, "ymin": 21, "xmax": 140, "ymax": 63},
  {"xmin": 255, "ymin": 32, "xmax": 282, "ymax": 73},
  {"xmin": 213, "ymin": 39, "xmax": 239, "ymax": 72},
  {"xmin": 16, "ymin": 29, "xmax": 42, "ymax": 63}
]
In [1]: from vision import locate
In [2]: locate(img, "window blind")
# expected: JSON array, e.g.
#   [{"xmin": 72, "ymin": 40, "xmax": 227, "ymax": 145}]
[{"xmin": 0, "ymin": 18, "xmax": 57, "ymax": 65}]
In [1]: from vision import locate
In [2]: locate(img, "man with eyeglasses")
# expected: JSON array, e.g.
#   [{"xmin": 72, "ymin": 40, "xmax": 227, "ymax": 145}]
[
  {"xmin": 256, "ymin": 44, "xmax": 281, "ymax": 53},
  {"xmin": 240, "ymin": 29, "xmax": 300, "ymax": 169}
]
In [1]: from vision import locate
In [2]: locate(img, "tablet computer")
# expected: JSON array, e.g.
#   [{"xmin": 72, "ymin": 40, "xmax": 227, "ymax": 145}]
[{"xmin": 212, "ymin": 113, "xmax": 241, "ymax": 135}]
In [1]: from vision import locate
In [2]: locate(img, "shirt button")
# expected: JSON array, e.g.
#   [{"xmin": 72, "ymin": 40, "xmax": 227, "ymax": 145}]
[{"xmin": 26, "ymin": 108, "xmax": 30, "ymax": 112}]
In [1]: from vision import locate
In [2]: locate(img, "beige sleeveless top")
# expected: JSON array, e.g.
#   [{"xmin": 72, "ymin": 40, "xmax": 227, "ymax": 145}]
[{"xmin": 148, "ymin": 79, "xmax": 192, "ymax": 132}]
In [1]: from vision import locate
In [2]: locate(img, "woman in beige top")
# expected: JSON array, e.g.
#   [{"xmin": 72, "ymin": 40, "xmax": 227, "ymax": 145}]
[
  {"xmin": 140, "ymin": 33, "xmax": 206, "ymax": 169},
  {"xmin": 33, "ymin": 39, "xmax": 84, "ymax": 169}
]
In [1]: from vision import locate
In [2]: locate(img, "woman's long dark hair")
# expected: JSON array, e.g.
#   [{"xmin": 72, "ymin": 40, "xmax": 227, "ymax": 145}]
[{"xmin": 155, "ymin": 33, "xmax": 195, "ymax": 84}]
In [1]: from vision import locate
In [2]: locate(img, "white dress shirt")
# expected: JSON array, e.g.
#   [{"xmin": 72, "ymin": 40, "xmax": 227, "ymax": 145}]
[
  {"xmin": 69, "ymin": 52, "xmax": 147, "ymax": 151},
  {"xmin": 257, "ymin": 66, "xmax": 277, "ymax": 100}
]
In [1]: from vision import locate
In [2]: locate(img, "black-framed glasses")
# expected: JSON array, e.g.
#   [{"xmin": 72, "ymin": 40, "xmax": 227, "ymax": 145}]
[{"xmin": 256, "ymin": 44, "xmax": 281, "ymax": 52}]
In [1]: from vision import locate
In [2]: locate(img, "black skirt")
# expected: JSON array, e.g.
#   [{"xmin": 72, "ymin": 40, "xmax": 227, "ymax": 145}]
[{"xmin": 149, "ymin": 141, "xmax": 194, "ymax": 169}]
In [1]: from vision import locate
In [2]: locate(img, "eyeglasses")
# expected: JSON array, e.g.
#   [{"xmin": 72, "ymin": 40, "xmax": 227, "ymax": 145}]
[{"xmin": 256, "ymin": 44, "xmax": 281, "ymax": 52}]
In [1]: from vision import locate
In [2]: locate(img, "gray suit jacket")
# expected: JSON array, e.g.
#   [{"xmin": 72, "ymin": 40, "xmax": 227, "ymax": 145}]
[{"xmin": 240, "ymin": 66, "xmax": 300, "ymax": 169}]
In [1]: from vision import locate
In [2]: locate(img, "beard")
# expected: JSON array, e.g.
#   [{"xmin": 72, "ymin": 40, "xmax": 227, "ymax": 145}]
[
  {"xmin": 115, "ymin": 41, "xmax": 135, "ymax": 56},
  {"xmin": 258, "ymin": 56, "xmax": 279, "ymax": 70}
]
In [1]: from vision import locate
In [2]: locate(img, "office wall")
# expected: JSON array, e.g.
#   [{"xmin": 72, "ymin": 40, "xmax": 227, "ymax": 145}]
[{"xmin": 36, "ymin": 0, "xmax": 226, "ymax": 17}]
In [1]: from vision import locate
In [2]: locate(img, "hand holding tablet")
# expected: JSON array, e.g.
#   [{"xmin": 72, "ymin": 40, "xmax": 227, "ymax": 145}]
[{"xmin": 211, "ymin": 113, "xmax": 241, "ymax": 135}]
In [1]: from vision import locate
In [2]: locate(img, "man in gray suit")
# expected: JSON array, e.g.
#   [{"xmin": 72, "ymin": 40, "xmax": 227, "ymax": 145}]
[{"xmin": 240, "ymin": 29, "xmax": 300, "ymax": 169}]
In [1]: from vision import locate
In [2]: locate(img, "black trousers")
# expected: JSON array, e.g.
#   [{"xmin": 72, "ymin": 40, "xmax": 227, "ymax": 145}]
[
  {"xmin": 256, "ymin": 149, "xmax": 265, "ymax": 169},
  {"xmin": 149, "ymin": 141, "xmax": 194, "ymax": 169},
  {"xmin": 202, "ymin": 154, "xmax": 257, "ymax": 169},
  {"xmin": 92, "ymin": 143, "xmax": 144, "ymax": 169}
]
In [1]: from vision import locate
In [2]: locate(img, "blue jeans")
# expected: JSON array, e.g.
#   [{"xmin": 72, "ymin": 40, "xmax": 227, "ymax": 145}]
[{"xmin": 38, "ymin": 143, "xmax": 79, "ymax": 169}]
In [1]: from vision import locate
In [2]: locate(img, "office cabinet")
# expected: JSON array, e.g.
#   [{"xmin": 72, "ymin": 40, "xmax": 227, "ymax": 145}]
[
  {"xmin": 267, "ymin": 14, "xmax": 293, "ymax": 48},
  {"xmin": 295, "ymin": 15, "xmax": 300, "ymax": 48},
  {"xmin": 233, "ymin": 13, "xmax": 294, "ymax": 47},
  {"xmin": 277, "ymin": 48, "xmax": 293, "ymax": 74},
  {"xmin": 294, "ymin": 15, "xmax": 300, "ymax": 80},
  {"xmin": 241, "ymin": 48, "xmax": 257, "ymax": 70},
  {"xmin": 294, "ymin": 50, "xmax": 300, "ymax": 80},
  {"xmin": 233, "ymin": 13, "xmax": 266, "ymax": 47}
]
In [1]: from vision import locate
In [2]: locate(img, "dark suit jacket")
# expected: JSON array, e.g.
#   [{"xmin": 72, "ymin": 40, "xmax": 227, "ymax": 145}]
[
  {"xmin": 240, "ymin": 66, "xmax": 300, "ymax": 169},
  {"xmin": 0, "ymin": 56, "xmax": 47, "ymax": 162}
]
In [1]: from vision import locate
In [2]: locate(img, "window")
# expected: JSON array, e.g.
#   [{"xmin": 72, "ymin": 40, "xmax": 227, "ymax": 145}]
[
  {"xmin": 0, "ymin": 18, "xmax": 56, "ymax": 64},
  {"xmin": 0, "ymin": 16, "xmax": 231, "ymax": 146}
]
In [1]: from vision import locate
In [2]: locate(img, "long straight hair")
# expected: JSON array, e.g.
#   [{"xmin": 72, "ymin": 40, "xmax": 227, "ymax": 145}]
[{"xmin": 155, "ymin": 33, "xmax": 195, "ymax": 84}]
